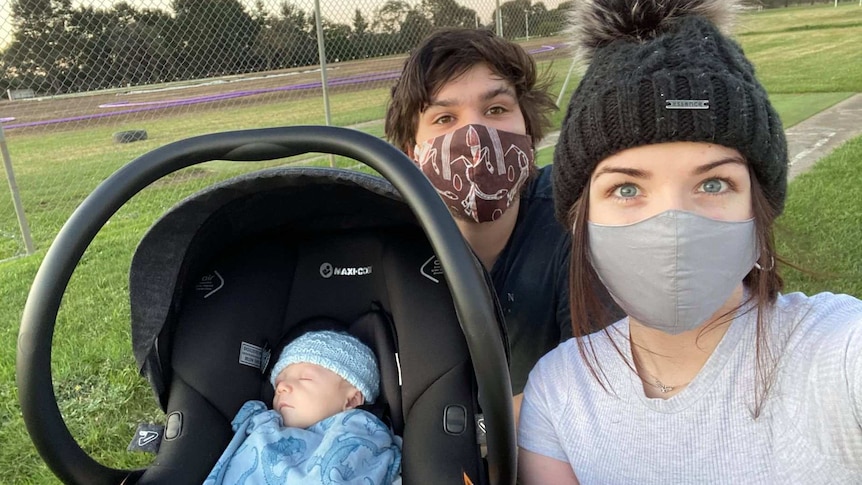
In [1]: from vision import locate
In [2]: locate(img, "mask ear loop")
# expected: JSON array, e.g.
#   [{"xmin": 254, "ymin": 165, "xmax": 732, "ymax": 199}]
[{"xmin": 754, "ymin": 256, "xmax": 775, "ymax": 271}]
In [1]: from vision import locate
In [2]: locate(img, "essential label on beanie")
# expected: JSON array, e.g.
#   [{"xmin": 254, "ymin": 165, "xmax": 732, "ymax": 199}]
[
  {"xmin": 239, "ymin": 341, "xmax": 264, "ymax": 369},
  {"xmin": 666, "ymin": 99, "xmax": 709, "ymax": 110}
]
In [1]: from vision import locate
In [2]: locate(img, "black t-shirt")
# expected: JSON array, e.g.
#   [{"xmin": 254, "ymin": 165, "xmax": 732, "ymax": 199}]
[{"xmin": 490, "ymin": 165, "xmax": 573, "ymax": 394}]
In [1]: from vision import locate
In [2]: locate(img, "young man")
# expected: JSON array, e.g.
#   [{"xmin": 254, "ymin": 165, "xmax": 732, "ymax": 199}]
[{"xmin": 385, "ymin": 28, "xmax": 616, "ymax": 423}]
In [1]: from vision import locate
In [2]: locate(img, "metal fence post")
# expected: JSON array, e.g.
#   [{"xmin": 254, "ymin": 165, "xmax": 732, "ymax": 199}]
[
  {"xmin": 314, "ymin": 0, "xmax": 335, "ymax": 167},
  {"xmin": 496, "ymin": 0, "xmax": 503, "ymax": 36},
  {"xmin": 0, "ymin": 124, "xmax": 35, "ymax": 255}
]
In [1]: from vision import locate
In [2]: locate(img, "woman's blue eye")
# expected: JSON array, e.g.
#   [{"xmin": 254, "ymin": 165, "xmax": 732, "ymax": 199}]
[
  {"xmin": 615, "ymin": 184, "xmax": 638, "ymax": 198},
  {"xmin": 701, "ymin": 179, "xmax": 726, "ymax": 193}
]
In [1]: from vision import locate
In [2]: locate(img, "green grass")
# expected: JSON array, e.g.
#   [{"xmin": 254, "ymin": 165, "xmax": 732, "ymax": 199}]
[
  {"xmin": 737, "ymin": 3, "xmax": 862, "ymax": 34},
  {"xmin": 1, "ymin": 4, "xmax": 862, "ymax": 483},
  {"xmin": 739, "ymin": 5, "xmax": 862, "ymax": 93},
  {"xmin": 768, "ymin": 92, "xmax": 854, "ymax": 128},
  {"xmin": 0, "ymin": 57, "xmax": 579, "ymax": 262},
  {"xmin": 777, "ymin": 135, "xmax": 862, "ymax": 296}
]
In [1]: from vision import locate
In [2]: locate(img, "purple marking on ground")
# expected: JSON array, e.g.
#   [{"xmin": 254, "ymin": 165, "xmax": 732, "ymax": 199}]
[
  {"xmin": 1, "ymin": 117, "xmax": 16, "ymax": 123},
  {"xmin": 531, "ymin": 45, "xmax": 556, "ymax": 53},
  {"xmin": 5, "ymin": 70, "xmax": 401, "ymax": 130},
  {"xmin": 96, "ymin": 70, "xmax": 402, "ymax": 109},
  {"xmin": 5, "ymin": 44, "xmax": 560, "ymax": 131}
]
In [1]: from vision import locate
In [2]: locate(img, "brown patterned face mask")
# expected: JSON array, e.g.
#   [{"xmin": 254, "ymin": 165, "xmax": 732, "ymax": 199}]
[{"xmin": 413, "ymin": 124, "xmax": 534, "ymax": 223}]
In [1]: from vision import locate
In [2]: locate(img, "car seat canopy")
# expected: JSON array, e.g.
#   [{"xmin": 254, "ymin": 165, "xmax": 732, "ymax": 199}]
[{"xmin": 130, "ymin": 167, "xmax": 414, "ymax": 405}]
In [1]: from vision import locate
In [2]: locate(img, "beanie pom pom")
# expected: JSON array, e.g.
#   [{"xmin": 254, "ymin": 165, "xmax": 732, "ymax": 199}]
[{"xmin": 569, "ymin": 0, "xmax": 741, "ymax": 65}]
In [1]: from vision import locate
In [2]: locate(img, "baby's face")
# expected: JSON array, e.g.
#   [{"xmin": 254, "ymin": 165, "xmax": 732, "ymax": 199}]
[{"xmin": 272, "ymin": 362, "xmax": 361, "ymax": 428}]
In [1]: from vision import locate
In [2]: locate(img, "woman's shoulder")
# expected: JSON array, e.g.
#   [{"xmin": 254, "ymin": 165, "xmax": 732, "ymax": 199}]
[
  {"xmin": 771, "ymin": 292, "xmax": 861, "ymax": 464},
  {"xmin": 775, "ymin": 291, "xmax": 862, "ymax": 359},
  {"xmin": 776, "ymin": 291, "xmax": 862, "ymax": 331},
  {"xmin": 778, "ymin": 290, "xmax": 861, "ymax": 308}
]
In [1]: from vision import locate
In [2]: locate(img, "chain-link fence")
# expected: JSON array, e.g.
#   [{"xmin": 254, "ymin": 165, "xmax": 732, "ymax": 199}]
[{"xmin": 0, "ymin": 0, "xmax": 578, "ymax": 261}]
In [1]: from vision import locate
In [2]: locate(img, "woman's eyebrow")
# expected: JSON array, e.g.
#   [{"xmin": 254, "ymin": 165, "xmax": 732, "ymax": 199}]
[
  {"xmin": 692, "ymin": 157, "xmax": 746, "ymax": 175},
  {"xmin": 592, "ymin": 166, "xmax": 651, "ymax": 181}
]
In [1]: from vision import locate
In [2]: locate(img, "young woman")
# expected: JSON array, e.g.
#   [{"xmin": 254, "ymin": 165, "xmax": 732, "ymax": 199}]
[{"xmin": 517, "ymin": 0, "xmax": 862, "ymax": 483}]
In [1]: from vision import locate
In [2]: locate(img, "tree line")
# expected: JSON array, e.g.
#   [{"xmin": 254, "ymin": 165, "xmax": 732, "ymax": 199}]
[{"xmin": 1, "ymin": 0, "xmax": 570, "ymax": 96}]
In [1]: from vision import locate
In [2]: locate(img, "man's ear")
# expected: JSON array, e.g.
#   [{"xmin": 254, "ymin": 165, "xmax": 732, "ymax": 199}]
[{"xmin": 344, "ymin": 388, "xmax": 365, "ymax": 410}]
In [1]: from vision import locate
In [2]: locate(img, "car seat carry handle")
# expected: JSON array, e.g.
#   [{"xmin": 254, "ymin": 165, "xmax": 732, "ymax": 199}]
[{"xmin": 18, "ymin": 126, "xmax": 516, "ymax": 485}]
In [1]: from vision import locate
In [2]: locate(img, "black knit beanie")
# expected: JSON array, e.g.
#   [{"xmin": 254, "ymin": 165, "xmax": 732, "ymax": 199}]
[{"xmin": 553, "ymin": 0, "xmax": 788, "ymax": 225}]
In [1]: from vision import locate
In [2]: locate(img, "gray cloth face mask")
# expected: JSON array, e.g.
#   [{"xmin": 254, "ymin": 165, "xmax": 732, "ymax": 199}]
[{"xmin": 588, "ymin": 210, "xmax": 758, "ymax": 334}]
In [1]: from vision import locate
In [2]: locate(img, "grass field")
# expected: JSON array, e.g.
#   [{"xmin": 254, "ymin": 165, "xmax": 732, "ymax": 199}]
[
  {"xmin": 777, "ymin": 135, "xmax": 862, "ymax": 296},
  {"xmin": 1, "ymin": 4, "xmax": 861, "ymax": 483}
]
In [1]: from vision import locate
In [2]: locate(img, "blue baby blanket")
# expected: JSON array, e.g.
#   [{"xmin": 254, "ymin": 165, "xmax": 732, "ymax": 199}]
[{"xmin": 204, "ymin": 400, "xmax": 402, "ymax": 484}]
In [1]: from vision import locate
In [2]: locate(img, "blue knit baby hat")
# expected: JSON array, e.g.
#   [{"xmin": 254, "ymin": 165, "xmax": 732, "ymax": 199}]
[{"xmin": 269, "ymin": 330, "xmax": 380, "ymax": 403}]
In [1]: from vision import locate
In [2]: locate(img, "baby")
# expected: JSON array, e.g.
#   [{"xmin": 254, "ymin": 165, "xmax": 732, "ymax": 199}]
[{"xmin": 204, "ymin": 330, "xmax": 402, "ymax": 484}]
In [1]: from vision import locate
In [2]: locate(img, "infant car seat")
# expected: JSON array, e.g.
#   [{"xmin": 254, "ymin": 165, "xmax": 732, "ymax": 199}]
[{"xmin": 17, "ymin": 127, "xmax": 516, "ymax": 485}]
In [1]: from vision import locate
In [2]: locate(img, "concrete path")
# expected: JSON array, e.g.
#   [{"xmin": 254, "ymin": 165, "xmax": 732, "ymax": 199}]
[
  {"xmin": 785, "ymin": 93, "xmax": 862, "ymax": 180},
  {"xmin": 537, "ymin": 93, "xmax": 862, "ymax": 181}
]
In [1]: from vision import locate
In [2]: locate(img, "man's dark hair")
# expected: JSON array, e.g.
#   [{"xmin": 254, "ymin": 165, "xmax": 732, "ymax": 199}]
[{"xmin": 385, "ymin": 28, "xmax": 557, "ymax": 154}]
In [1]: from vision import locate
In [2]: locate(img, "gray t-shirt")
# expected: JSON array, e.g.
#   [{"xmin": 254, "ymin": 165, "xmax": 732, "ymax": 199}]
[{"xmin": 519, "ymin": 292, "xmax": 862, "ymax": 484}]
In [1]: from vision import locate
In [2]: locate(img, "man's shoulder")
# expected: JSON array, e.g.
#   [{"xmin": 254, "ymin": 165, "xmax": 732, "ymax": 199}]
[
  {"xmin": 525, "ymin": 164, "xmax": 555, "ymax": 201},
  {"xmin": 492, "ymin": 164, "xmax": 568, "ymax": 284},
  {"xmin": 513, "ymin": 164, "xmax": 566, "ymax": 242}
]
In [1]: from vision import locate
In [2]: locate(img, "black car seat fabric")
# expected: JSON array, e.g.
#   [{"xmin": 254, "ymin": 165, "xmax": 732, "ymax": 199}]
[{"xmin": 129, "ymin": 168, "xmax": 503, "ymax": 484}]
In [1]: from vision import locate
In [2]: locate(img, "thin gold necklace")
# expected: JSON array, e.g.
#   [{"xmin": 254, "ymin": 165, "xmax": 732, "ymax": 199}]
[
  {"xmin": 631, "ymin": 344, "xmax": 692, "ymax": 394},
  {"xmin": 645, "ymin": 375, "xmax": 690, "ymax": 394}
]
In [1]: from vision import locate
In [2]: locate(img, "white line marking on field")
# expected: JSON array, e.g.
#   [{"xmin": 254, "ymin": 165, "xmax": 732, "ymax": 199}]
[{"xmin": 789, "ymin": 131, "xmax": 836, "ymax": 166}]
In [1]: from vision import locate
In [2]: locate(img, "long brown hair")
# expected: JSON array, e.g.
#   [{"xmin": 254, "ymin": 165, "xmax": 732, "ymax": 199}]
[{"xmin": 567, "ymin": 166, "xmax": 784, "ymax": 417}]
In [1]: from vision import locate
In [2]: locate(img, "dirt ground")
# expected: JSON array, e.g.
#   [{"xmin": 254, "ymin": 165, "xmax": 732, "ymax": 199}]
[{"xmin": 0, "ymin": 37, "xmax": 570, "ymax": 133}]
